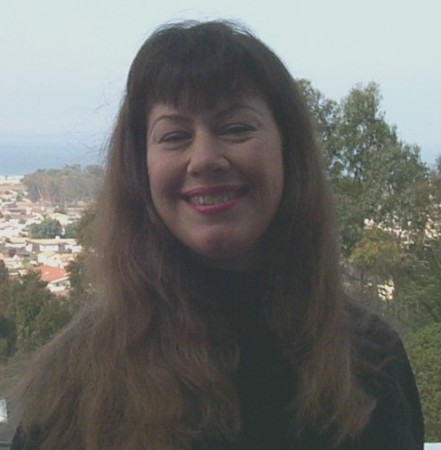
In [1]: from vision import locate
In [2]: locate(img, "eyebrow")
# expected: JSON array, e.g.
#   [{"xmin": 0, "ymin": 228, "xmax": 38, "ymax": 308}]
[
  {"xmin": 149, "ymin": 114, "xmax": 189, "ymax": 133},
  {"xmin": 148, "ymin": 103, "xmax": 265, "ymax": 134},
  {"xmin": 215, "ymin": 103, "xmax": 265, "ymax": 120}
]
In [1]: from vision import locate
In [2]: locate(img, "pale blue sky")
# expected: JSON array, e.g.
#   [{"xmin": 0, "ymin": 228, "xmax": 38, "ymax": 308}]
[{"xmin": 1, "ymin": 0, "xmax": 440, "ymax": 165}]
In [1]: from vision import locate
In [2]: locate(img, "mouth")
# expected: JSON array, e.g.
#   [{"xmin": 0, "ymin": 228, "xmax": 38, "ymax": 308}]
[
  {"xmin": 181, "ymin": 185, "xmax": 246, "ymax": 213},
  {"xmin": 187, "ymin": 191, "xmax": 242, "ymax": 205}
]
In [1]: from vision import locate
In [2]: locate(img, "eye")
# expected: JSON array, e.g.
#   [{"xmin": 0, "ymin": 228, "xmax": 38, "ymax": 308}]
[
  {"xmin": 159, "ymin": 131, "xmax": 192, "ymax": 145},
  {"xmin": 220, "ymin": 123, "xmax": 255, "ymax": 136}
]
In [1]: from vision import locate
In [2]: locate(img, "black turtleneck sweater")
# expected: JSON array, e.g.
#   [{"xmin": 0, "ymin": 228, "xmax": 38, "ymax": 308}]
[{"xmin": 190, "ymin": 266, "xmax": 293, "ymax": 449}]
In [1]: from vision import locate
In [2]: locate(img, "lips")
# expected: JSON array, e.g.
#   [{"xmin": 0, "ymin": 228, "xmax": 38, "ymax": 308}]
[
  {"xmin": 181, "ymin": 185, "xmax": 246, "ymax": 214},
  {"xmin": 188, "ymin": 191, "xmax": 240, "ymax": 205}
]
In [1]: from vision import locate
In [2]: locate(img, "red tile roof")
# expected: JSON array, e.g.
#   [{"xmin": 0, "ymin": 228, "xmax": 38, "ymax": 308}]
[{"xmin": 38, "ymin": 265, "xmax": 68, "ymax": 283}]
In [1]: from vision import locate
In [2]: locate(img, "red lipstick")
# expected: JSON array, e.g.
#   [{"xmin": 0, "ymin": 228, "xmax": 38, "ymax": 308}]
[{"xmin": 181, "ymin": 185, "xmax": 246, "ymax": 216}]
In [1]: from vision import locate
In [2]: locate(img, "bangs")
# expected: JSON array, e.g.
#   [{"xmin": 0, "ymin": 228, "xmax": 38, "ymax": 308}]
[{"xmin": 130, "ymin": 22, "xmax": 265, "ymax": 113}]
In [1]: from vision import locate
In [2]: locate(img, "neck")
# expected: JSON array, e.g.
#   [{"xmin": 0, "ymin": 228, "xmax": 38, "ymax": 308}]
[{"xmin": 189, "ymin": 248, "xmax": 265, "ymax": 272}]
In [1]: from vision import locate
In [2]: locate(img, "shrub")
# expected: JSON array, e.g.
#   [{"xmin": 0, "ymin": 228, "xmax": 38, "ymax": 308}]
[{"xmin": 405, "ymin": 323, "xmax": 441, "ymax": 441}]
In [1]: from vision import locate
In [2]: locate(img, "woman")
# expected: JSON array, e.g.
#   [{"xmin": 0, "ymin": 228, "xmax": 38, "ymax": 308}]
[{"xmin": 10, "ymin": 21, "xmax": 424, "ymax": 449}]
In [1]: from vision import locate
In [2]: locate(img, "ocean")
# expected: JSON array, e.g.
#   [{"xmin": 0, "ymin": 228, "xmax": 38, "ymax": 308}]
[
  {"xmin": 1, "ymin": 134, "xmax": 437, "ymax": 179},
  {"xmin": 0, "ymin": 134, "xmax": 105, "ymax": 177}
]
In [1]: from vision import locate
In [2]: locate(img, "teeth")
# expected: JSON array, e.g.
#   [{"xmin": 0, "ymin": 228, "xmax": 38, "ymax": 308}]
[{"xmin": 190, "ymin": 192, "xmax": 237, "ymax": 205}]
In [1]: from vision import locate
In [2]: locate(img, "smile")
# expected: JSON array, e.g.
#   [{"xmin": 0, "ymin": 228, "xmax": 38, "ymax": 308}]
[
  {"xmin": 181, "ymin": 186, "xmax": 246, "ymax": 215},
  {"xmin": 188, "ymin": 191, "xmax": 240, "ymax": 206}
]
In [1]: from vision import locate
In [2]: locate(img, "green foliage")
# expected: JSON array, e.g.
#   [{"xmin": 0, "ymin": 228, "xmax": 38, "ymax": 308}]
[
  {"xmin": 405, "ymin": 323, "xmax": 441, "ymax": 441},
  {"xmin": 22, "ymin": 164, "xmax": 103, "ymax": 206},
  {"xmin": 0, "ymin": 260, "xmax": 8, "ymax": 284},
  {"xmin": 297, "ymin": 79, "xmax": 341, "ymax": 175},
  {"xmin": 301, "ymin": 80, "xmax": 439, "ymax": 332},
  {"xmin": 29, "ymin": 219, "xmax": 80, "ymax": 240},
  {"xmin": 395, "ymin": 238, "xmax": 441, "ymax": 325},
  {"xmin": 74, "ymin": 203, "xmax": 96, "ymax": 249},
  {"xmin": 338, "ymin": 84, "xmax": 429, "ymax": 253},
  {"xmin": 0, "ymin": 203, "xmax": 98, "ymax": 360},
  {"xmin": 0, "ymin": 316, "xmax": 16, "ymax": 358},
  {"xmin": 0, "ymin": 262, "xmax": 16, "ymax": 359},
  {"xmin": 351, "ymin": 228, "xmax": 402, "ymax": 276},
  {"xmin": 63, "ymin": 222, "xmax": 77, "ymax": 238},
  {"xmin": 426, "ymin": 157, "xmax": 441, "ymax": 238},
  {"xmin": 0, "ymin": 270, "xmax": 73, "ymax": 355},
  {"xmin": 0, "ymin": 354, "xmax": 29, "ymax": 398},
  {"xmin": 301, "ymin": 81, "xmax": 430, "ymax": 256},
  {"xmin": 66, "ymin": 253, "xmax": 95, "ymax": 311},
  {"xmin": 29, "ymin": 218, "xmax": 63, "ymax": 239},
  {"xmin": 65, "ymin": 205, "xmax": 97, "ymax": 310}
]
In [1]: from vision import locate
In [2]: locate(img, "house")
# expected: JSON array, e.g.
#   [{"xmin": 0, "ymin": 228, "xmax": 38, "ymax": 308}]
[
  {"xmin": 0, "ymin": 237, "xmax": 27, "ymax": 254},
  {"xmin": 0, "ymin": 254, "xmax": 22, "ymax": 271},
  {"xmin": 26, "ymin": 238, "xmax": 70, "ymax": 254},
  {"xmin": 49, "ymin": 212, "xmax": 71, "ymax": 227},
  {"xmin": 37, "ymin": 265, "xmax": 70, "ymax": 294},
  {"xmin": 37, "ymin": 251, "xmax": 75, "ymax": 268},
  {"xmin": 0, "ymin": 222, "xmax": 22, "ymax": 239}
]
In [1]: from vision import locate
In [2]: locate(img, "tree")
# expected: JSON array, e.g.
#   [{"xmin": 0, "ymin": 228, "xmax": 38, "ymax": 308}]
[
  {"xmin": 394, "ymin": 238, "xmax": 441, "ymax": 326},
  {"xmin": 0, "ymin": 260, "xmax": 8, "ymax": 284},
  {"xmin": 0, "ymin": 262, "xmax": 17, "ymax": 358},
  {"xmin": 300, "ymin": 81, "xmax": 430, "ymax": 254},
  {"xmin": 384, "ymin": 158, "xmax": 441, "ymax": 327},
  {"xmin": 300, "ymin": 81, "xmax": 435, "ymax": 327},
  {"xmin": 297, "ymin": 79, "xmax": 342, "ymax": 177},
  {"xmin": 333, "ymin": 83, "xmax": 429, "ymax": 254},
  {"xmin": 347, "ymin": 227, "xmax": 409, "ymax": 321},
  {"xmin": 333, "ymin": 83, "xmax": 431, "ymax": 323},
  {"xmin": 66, "ymin": 204, "xmax": 97, "ymax": 310},
  {"xmin": 66, "ymin": 252, "xmax": 94, "ymax": 312},
  {"xmin": 63, "ymin": 222, "xmax": 77, "ymax": 238},
  {"xmin": 0, "ymin": 315, "xmax": 16, "ymax": 358},
  {"xmin": 2, "ymin": 271, "xmax": 72, "ymax": 354},
  {"xmin": 21, "ymin": 164, "xmax": 103, "ymax": 206},
  {"xmin": 425, "ymin": 156, "xmax": 441, "ymax": 238},
  {"xmin": 351, "ymin": 228, "xmax": 402, "ymax": 276},
  {"xmin": 29, "ymin": 218, "xmax": 63, "ymax": 239},
  {"xmin": 74, "ymin": 203, "xmax": 96, "ymax": 249}
]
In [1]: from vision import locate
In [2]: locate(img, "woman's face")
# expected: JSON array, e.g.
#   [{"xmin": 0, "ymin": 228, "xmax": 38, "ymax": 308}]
[{"xmin": 146, "ymin": 95, "xmax": 284, "ymax": 270}]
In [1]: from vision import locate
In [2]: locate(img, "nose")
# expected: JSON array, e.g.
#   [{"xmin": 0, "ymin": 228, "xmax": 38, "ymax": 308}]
[{"xmin": 187, "ymin": 131, "xmax": 229, "ymax": 176}]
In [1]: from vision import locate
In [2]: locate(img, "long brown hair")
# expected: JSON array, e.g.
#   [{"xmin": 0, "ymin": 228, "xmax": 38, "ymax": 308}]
[{"xmin": 12, "ymin": 21, "xmax": 380, "ymax": 449}]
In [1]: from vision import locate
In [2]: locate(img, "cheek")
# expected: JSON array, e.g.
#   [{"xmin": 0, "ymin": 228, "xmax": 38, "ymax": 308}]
[{"xmin": 147, "ymin": 156, "xmax": 180, "ymax": 211}]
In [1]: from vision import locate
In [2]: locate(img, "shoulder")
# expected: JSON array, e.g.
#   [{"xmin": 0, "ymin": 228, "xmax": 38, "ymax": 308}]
[{"xmin": 346, "ymin": 302, "xmax": 425, "ymax": 450}]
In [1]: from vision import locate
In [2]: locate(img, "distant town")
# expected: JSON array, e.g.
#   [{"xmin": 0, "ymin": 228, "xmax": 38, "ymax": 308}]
[{"xmin": 0, "ymin": 176, "xmax": 86, "ymax": 296}]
